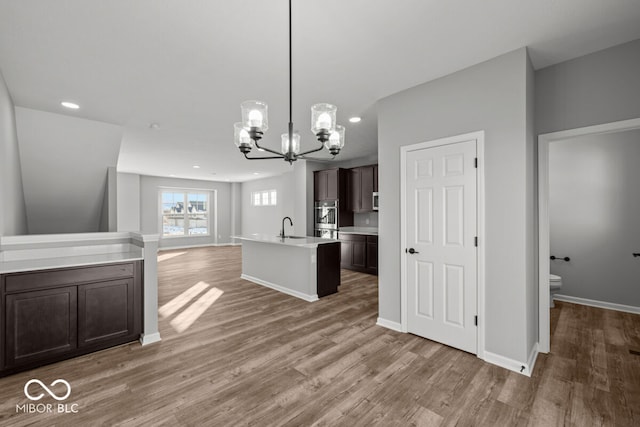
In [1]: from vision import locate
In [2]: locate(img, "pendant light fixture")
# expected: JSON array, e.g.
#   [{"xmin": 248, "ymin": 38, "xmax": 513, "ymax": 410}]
[{"xmin": 234, "ymin": 0, "xmax": 345, "ymax": 164}]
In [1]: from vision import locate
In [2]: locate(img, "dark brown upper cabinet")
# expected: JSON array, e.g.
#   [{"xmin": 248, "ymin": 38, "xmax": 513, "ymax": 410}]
[
  {"xmin": 373, "ymin": 164, "xmax": 378, "ymax": 192},
  {"xmin": 314, "ymin": 168, "xmax": 347, "ymax": 201},
  {"xmin": 348, "ymin": 165, "xmax": 378, "ymax": 213}
]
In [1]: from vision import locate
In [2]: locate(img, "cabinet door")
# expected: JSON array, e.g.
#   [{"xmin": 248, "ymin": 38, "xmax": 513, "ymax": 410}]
[
  {"xmin": 360, "ymin": 166, "xmax": 374, "ymax": 212},
  {"xmin": 5, "ymin": 287, "xmax": 77, "ymax": 368},
  {"xmin": 349, "ymin": 168, "xmax": 361, "ymax": 212},
  {"xmin": 340, "ymin": 240, "xmax": 353, "ymax": 269},
  {"xmin": 366, "ymin": 236, "xmax": 378, "ymax": 274},
  {"xmin": 352, "ymin": 240, "xmax": 367, "ymax": 268},
  {"xmin": 326, "ymin": 169, "xmax": 339, "ymax": 200},
  {"xmin": 314, "ymin": 170, "xmax": 326, "ymax": 201},
  {"xmin": 78, "ymin": 279, "xmax": 134, "ymax": 347},
  {"xmin": 373, "ymin": 165, "xmax": 378, "ymax": 193}
]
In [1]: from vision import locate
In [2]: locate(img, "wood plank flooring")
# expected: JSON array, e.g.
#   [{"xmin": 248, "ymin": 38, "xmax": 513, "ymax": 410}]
[{"xmin": 0, "ymin": 246, "xmax": 639, "ymax": 426}]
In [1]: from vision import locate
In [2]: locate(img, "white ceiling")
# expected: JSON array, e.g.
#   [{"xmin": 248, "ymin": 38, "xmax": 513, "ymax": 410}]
[{"xmin": 1, "ymin": 0, "xmax": 640, "ymax": 182}]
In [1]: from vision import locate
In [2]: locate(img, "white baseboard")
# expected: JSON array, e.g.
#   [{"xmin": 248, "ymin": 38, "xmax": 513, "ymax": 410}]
[
  {"xmin": 483, "ymin": 350, "xmax": 532, "ymax": 377},
  {"xmin": 555, "ymin": 294, "xmax": 640, "ymax": 314},
  {"xmin": 240, "ymin": 274, "xmax": 319, "ymax": 302},
  {"xmin": 376, "ymin": 317, "xmax": 403, "ymax": 332},
  {"xmin": 139, "ymin": 332, "xmax": 161, "ymax": 346}
]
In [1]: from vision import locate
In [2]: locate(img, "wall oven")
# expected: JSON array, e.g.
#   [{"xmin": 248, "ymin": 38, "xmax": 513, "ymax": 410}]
[
  {"xmin": 373, "ymin": 192, "xmax": 379, "ymax": 211},
  {"xmin": 315, "ymin": 201, "xmax": 338, "ymax": 229},
  {"xmin": 315, "ymin": 201, "xmax": 338, "ymax": 238},
  {"xmin": 315, "ymin": 228, "xmax": 338, "ymax": 239}
]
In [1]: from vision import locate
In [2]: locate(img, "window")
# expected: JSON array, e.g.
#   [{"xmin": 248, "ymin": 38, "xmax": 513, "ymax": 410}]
[
  {"xmin": 161, "ymin": 191, "xmax": 209, "ymax": 237},
  {"xmin": 252, "ymin": 189, "xmax": 277, "ymax": 206}
]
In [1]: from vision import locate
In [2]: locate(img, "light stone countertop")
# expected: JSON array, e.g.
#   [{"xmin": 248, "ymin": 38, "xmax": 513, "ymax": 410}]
[
  {"xmin": 338, "ymin": 227, "xmax": 378, "ymax": 236},
  {"xmin": 0, "ymin": 251, "xmax": 144, "ymax": 274},
  {"xmin": 232, "ymin": 234, "xmax": 339, "ymax": 248}
]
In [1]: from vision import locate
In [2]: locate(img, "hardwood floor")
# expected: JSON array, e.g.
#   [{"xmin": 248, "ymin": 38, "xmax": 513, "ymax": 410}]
[{"xmin": 0, "ymin": 246, "xmax": 639, "ymax": 426}]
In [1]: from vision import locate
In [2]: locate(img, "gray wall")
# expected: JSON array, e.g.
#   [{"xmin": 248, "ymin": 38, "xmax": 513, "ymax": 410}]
[
  {"xmin": 377, "ymin": 48, "xmax": 536, "ymax": 364},
  {"xmin": 241, "ymin": 173, "xmax": 296, "ymax": 236},
  {"xmin": 0, "ymin": 69, "xmax": 27, "ymax": 236},
  {"xmin": 230, "ymin": 182, "xmax": 242, "ymax": 238},
  {"xmin": 536, "ymin": 38, "xmax": 640, "ymax": 135},
  {"xmin": 139, "ymin": 175, "xmax": 233, "ymax": 249},
  {"xmin": 117, "ymin": 172, "xmax": 141, "ymax": 232},
  {"xmin": 525, "ymin": 54, "xmax": 538, "ymax": 358},
  {"xmin": 549, "ymin": 129, "xmax": 640, "ymax": 307},
  {"xmin": 15, "ymin": 107, "xmax": 122, "ymax": 234}
]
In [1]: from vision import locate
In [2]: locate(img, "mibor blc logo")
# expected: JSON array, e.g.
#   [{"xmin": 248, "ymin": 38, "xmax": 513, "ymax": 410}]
[
  {"xmin": 24, "ymin": 379, "xmax": 71, "ymax": 401},
  {"xmin": 16, "ymin": 379, "xmax": 79, "ymax": 414}
]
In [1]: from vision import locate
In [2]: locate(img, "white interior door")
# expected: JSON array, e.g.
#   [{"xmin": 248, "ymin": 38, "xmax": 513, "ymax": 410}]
[{"xmin": 405, "ymin": 139, "xmax": 477, "ymax": 354}]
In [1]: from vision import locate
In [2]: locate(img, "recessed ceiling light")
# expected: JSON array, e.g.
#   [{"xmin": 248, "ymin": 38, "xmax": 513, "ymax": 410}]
[
  {"xmin": 193, "ymin": 165, "xmax": 200, "ymax": 169},
  {"xmin": 349, "ymin": 117, "xmax": 361, "ymax": 123},
  {"xmin": 253, "ymin": 172, "xmax": 260, "ymax": 175},
  {"xmin": 61, "ymin": 101, "xmax": 80, "ymax": 109},
  {"xmin": 149, "ymin": 123, "xmax": 160, "ymax": 129},
  {"xmin": 169, "ymin": 174, "xmax": 176, "ymax": 177}
]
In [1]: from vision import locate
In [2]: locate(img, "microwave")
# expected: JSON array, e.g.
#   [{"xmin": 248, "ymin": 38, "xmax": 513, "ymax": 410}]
[{"xmin": 373, "ymin": 192, "xmax": 379, "ymax": 211}]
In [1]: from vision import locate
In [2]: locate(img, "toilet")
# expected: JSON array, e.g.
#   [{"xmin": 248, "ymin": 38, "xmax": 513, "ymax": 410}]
[{"xmin": 549, "ymin": 274, "xmax": 562, "ymax": 308}]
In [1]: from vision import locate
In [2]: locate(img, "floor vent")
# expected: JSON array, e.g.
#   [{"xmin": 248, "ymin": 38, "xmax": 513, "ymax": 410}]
[{"xmin": 629, "ymin": 349, "xmax": 640, "ymax": 356}]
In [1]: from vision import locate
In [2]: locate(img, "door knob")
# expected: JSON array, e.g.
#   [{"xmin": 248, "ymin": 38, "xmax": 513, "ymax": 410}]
[
  {"xmin": 406, "ymin": 248, "xmax": 419, "ymax": 254},
  {"xmin": 633, "ymin": 253, "xmax": 640, "ymax": 257}
]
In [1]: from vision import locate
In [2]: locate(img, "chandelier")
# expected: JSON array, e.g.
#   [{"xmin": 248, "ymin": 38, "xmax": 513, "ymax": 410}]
[{"xmin": 233, "ymin": 0, "xmax": 345, "ymax": 164}]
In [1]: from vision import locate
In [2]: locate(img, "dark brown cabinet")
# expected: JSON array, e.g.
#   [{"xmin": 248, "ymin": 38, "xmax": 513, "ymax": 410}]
[
  {"xmin": 78, "ymin": 278, "xmax": 137, "ymax": 348},
  {"xmin": 339, "ymin": 233, "xmax": 377, "ymax": 275},
  {"xmin": 1, "ymin": 261, "xmax": 142, "ymax": 376},
  {"xmin": 5, "ymin": 286, "xmax": 78, "ymax": 368},
  {"xmin": 314, "ymin": 168, "xmax": 345, "ymax": 201},
  {"xmin": 366, "ymin": 235, "xmax": 378, "ymax": 274},
  {"xmin": 373, "ymin": 165, "xmax": 378, "ymax": 192},
  {"xmin": 316, "ymin": 242, "xmax": 341, "ymax": 297},
  {"xmin": 314, "ymin": 168, "xmax": 354, "ymax": 230},
  {"xmin": 348, "ymin": 168, "xmax": 360, "ymax": 212},
  {"xmin": 348, "ymin": 165, "xmax": 378, "ymax": 213}
]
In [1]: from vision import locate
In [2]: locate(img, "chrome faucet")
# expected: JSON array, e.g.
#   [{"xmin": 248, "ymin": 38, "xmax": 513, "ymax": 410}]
[{"xmin": 280, "ymin": 216, "xmax": 293, "ymax": 238}]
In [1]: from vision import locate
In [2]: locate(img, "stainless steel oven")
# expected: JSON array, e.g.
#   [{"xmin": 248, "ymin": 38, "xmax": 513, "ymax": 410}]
[
  {"xmin": 315, "ymin": 228, "xmax": 338, "ymax": 239},
  {"xmin": 314, "ymin": 201, "xmax": 338, "ymax": 229},
  {"xmin": 373, "ymin": 192, "xmax": 379, "ymax": 211}
]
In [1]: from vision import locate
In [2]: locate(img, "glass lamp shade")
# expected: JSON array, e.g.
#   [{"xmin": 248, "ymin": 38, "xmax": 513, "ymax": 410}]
[
  {"xmin": 311, "ymin": 103, "xmax": 337, "ymax": 134},
  {"xmin": 234, "ymin": 122, "xmax": 254, "ymax": 149},
  {"xmin": 241, "ymin": 100, "xmax": 268, "ymax": 131},
  {"xmin": 281, "ymin": 131, "xmax": 301, "ymax": 155},
  {"xmin": 325, "ymin": 125, "xmax": 345, "ymax": 151}
]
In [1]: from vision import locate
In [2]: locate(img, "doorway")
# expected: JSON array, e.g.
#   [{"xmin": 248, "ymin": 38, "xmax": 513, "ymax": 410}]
[
  {"xmin": 400, "ymin": 131, "xmax": 485, "ymax": 356},
  {"xmin": 537, "ymin": 117, "xmax": 640, "ymax": 353}
]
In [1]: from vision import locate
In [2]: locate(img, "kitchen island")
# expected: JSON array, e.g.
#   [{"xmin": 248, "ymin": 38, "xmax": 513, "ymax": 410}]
[{"xmin": 232, "ymin": 234, "xmax": 341, "ymax": 301}]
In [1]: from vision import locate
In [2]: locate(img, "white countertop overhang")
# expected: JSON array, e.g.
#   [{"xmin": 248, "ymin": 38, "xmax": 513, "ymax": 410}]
[{"xmin": 232, "ymin": 234, "xmax": 339, "ymax": 248}]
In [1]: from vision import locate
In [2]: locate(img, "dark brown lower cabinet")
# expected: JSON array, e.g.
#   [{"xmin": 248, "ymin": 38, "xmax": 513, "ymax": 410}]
[
  {"xmin": 78, "ymin": 278, "xmax": 136, "ymax": 347},
  {"xmin": 1, "ymin": 261, "xmax": 142, "ymax": 377},
  {"xmin": 366, "ymin": 236, "xmax": 378, "ymax": 275},
  {"xmin": 5, "ymin": 286, "xmax": 78, "ymax": 368},
  {"xmin": 340, "ymin": 233, "xmax": 377, "ymax": 275},
  {"xmin": 316, "ymin": 242, "xmax": 341, "ymax": 297}
]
